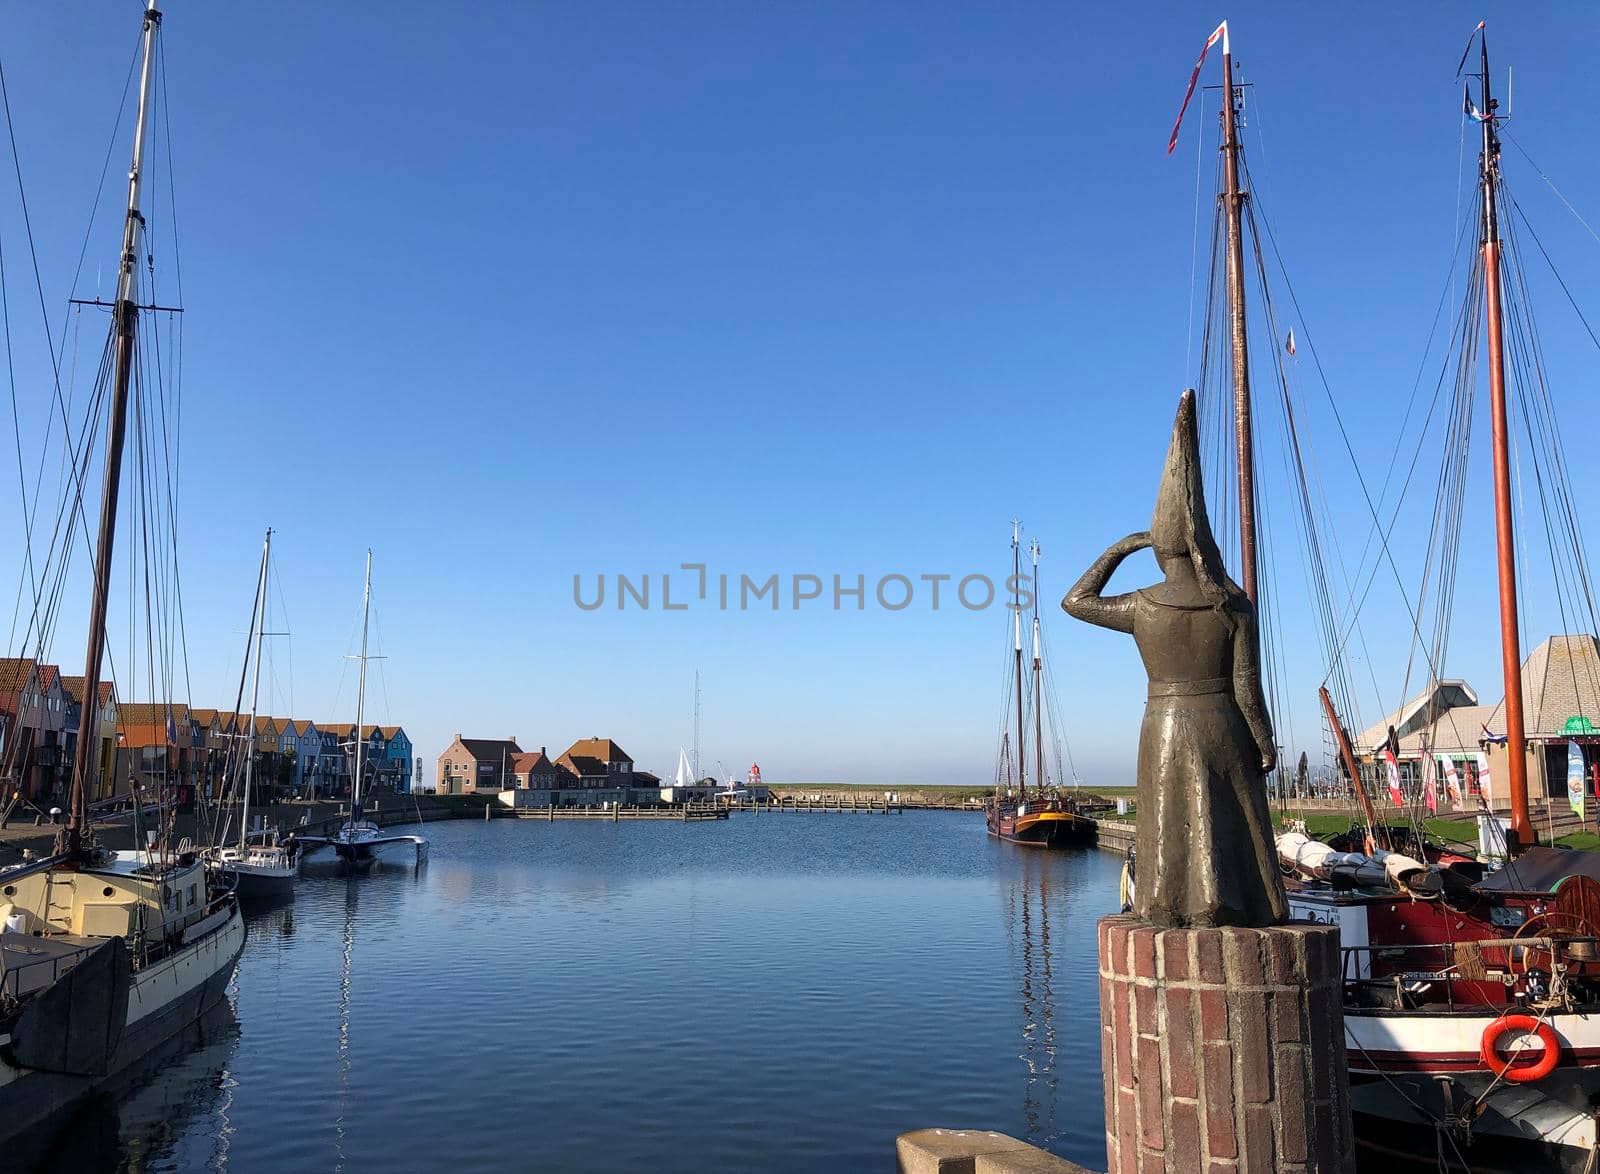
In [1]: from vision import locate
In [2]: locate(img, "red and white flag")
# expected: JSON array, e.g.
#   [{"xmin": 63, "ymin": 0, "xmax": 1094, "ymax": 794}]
[
  {"xmin": 1167, "ymin": 21, "xmax": 1230, "ymax": 155},
  {"xmin": 1285, "ymin": 329, "xmax": 1297, "ymax": 356},
  {"xmin": 1383, "ymin": 746, "xmax": 1404, "ymax": 806},
  {"xmin": 1421, "ymin": 752, "xmax": 1439, "ymax": 815},
  {"xmin": 1476, "ymin": 750, "xmax": 1494, "ymax": 804},
  {"xmin": 1443, "ymin": 756, "xmax": 1463, "ymax": 812}
]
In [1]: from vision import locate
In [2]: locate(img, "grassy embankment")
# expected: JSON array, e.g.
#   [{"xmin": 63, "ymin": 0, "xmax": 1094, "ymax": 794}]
[{"xmin": 1278, "ymin": 811, "xmax": 1600, "ymax": 853}]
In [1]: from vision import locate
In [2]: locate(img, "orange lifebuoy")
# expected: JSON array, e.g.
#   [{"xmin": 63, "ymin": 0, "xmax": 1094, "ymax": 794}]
[{"xmin": 1480, "ymin": 1014, "xmax": 1561, "ymax": 1083}]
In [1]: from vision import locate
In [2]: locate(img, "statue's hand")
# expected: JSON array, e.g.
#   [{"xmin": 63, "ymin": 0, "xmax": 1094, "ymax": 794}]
[{"xmin": 1260, "ymin": 750, "xmax": 1277, "ymax": 774}]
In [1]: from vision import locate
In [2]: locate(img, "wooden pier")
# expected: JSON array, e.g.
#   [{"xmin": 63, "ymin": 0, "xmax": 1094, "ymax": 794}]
[{"xmin": 514, "ymin": 804, "xmax": 728, "ymax": 822}]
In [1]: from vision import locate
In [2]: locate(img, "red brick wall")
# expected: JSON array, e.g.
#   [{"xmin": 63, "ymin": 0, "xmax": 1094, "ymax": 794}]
[{"xmin": 1098, "ymin": 915, "xmax": 1353, "ymax": 1173}]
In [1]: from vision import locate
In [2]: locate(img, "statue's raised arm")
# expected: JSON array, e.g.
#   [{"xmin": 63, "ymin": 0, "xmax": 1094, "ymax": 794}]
[{"xmin": 1063, "ymin": 532, "xmax": 1150, "ymax": 634}]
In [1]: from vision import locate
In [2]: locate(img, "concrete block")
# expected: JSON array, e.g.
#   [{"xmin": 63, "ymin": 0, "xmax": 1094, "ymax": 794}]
[
  {"xmin": 974, "ymin": 1145, "xmax": 1096, "ymax": 1174},
  {"xmin": 896, "ymin": 1129, "xmax": 1040, "ymax": 1174}
]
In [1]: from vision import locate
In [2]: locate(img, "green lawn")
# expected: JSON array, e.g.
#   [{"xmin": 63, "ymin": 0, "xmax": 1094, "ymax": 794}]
[
  {"xmin": 1277, "ymin": 812, "xmax": 1480, "ymax": 850},
  {"xmin": 1276, "ymin": 812, "xmax": 1600, "ymax": 856}
]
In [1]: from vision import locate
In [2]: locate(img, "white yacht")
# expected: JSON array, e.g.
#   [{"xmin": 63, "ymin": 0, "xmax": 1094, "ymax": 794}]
[{"xmin": 298, "ymin": 553, "xmax": 426, "ymax": 868}]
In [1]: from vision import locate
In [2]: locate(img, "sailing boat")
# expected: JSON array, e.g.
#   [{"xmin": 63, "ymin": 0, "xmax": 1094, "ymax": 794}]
[
  {"xmin": 297, "ymin": 552, "xmax": 426, "ymax": 867},
  {"xmin": 986, "ymin": 525, "xmax": 1096, "ymax": 848},
  {"xmin": 0, "ymin": 2, "xmax": 244, "ymax": 1141},
  {"xmin": 1255, "ymin": 25, "xmax": 1600, "ymax": 1167},
  {"xmin": 203, "ymin": 529, "xmax": 298, "ymax": 897}
]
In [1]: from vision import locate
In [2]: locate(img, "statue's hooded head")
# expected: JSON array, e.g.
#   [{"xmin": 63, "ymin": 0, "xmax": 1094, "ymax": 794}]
[{"xmin": 1150, "ymin": 389, "xmax": 1238, "ymax": 608}]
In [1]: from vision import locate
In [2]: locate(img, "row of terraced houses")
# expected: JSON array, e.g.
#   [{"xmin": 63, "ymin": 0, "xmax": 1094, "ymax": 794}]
[{"xmin": 0, "ymin": 656, "xmax": 412, "ymax": 805}]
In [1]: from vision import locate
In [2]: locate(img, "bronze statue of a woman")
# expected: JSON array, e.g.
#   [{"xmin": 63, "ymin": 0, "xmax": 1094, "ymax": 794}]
[{"xmin": 1064, "ymin": 390, "xmax": 1287, "ymax": 928}]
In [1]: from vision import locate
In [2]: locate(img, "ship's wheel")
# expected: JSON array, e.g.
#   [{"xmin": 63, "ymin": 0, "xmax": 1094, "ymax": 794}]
[{"xmin": 1511, "ymin": 874, "xmax": 1600, "ymax": 976}]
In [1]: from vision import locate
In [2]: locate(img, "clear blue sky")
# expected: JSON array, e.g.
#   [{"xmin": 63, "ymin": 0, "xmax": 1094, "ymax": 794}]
[{"xmin": 3, "ymin": 3, "xmax": 1599, "ymax": 786}]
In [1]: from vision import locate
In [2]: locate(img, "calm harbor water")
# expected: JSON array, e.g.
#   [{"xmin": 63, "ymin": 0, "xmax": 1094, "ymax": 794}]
[{"xmin": 22, "ymin": 812, "xmax": 1119, "ymax": 1173}]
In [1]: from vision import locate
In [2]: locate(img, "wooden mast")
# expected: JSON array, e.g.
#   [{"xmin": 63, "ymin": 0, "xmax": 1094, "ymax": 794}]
[
  {"xmin": 1012, "ymin": 522, "xmax": 1027, "ymax": 798},
  {"xmin": 1320, "ymin": 686, "xmax": 1384, "ymax": 847},
  {"xmin": 63, "ymin": 2, "xmax": 162, "ymax": 856},
  {"xmin": 1219, "ymin": 27, "xmax": 1259, "ymax": 606},
  {"xmin": 1475, "ymin": 32, "xmax": 1533, "ymax": 848},
  {"xmin": 1031, "ymin": 539, "xmax": 1044, "ymax": 791}
]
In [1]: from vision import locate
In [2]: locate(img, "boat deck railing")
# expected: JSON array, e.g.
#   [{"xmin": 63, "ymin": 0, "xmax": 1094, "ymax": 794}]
[
  {"xmin": 1, "ymin": 939, "xmax": 97, "ymax": 1001},
  {"xmin": 1339, "ymin": 934, "xmax": 1600, "ymax": 1014}
]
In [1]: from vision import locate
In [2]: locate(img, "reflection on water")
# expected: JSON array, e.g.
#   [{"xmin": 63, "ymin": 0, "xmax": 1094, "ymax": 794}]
[
  {"xmin": 19, "ymin": 814, "xmax": 1119, "ymax": 1173},
  {"xmin": 335, "ymin": 878, "xmax": 357, "ymax": 1174},
  {"xmin": 19, "ymin": 1005, "xmax": 240, "ymax": 1174},
  {"xmin": 1007, "ymin": 851, "xmax": 1061, "ymax": 1147}
]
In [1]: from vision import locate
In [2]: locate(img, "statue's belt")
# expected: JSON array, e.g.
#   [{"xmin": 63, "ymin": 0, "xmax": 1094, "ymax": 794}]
[{"xmin": 1147, "ymin": 677, "xmax": 1230, "ymax": 698}]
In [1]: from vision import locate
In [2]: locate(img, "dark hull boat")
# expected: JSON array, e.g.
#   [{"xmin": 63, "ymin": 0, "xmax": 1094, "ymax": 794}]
[
  {"xmin": 0, "ymin": 852, "xmax": 245, "ymax": 1147},
  {"xmin": 987, "ymin": 798, "xmax": 1096, "ymax": 847}
]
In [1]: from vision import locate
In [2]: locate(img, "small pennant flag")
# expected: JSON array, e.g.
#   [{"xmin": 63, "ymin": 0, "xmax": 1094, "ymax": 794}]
[
  {"xmin": 1455, "ymin": 20, "xmax": 1487, "ymax": 82},
  {"xmin": 1476, "ymin": 750, "xmax": 1494, "ymax": 804},
  {"xmin": 1167, "ymin": 21, "xmax": 1230, "ymax": 155},
  {"xmin": 165, "ymin": 711, "xmax": 178, "ymax": 747},
  {"xmin": 1285, "ymin": 329, "xmax": 1297, "ymax": 356}
]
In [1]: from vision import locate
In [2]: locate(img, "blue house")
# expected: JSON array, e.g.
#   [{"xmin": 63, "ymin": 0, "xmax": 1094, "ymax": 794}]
[
  {"xmin": 382, "ymin": 726, "xmax": 413, "ymax": 792},
  {"xmin": 285, "ymin": 719, "xmax": 321, "ymax": 794}
]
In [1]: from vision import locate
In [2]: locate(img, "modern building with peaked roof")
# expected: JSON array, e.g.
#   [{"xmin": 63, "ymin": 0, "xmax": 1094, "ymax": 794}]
[
  {"xmin": 1354, "ymin": 634, "xmax": 1600, "ymax": 809},
  {"xmin": 1356, "ymin": 680, "xmax": 1479, "ymax": 754}
]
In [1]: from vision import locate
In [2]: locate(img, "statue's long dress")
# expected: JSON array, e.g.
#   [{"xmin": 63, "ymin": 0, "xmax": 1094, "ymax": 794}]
[{"xmin": 1130, "ymin": 590, "xmax": 1287, "ymax": 927}]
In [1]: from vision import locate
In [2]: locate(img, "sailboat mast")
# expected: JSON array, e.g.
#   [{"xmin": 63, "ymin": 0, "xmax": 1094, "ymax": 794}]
[
  {"xmin": 1475, "ymin": 34, "xmax": 1532, "ymax": 848},
  {"xmin": 352, "ymin": 550, "xmax": 372, "ymax": 814},
  {"xmin": 1031, "ymin": 539, "xmax": 1043, "ymax": 791},
  {"xmin": 64, "ymin": 2, "xmax": 162, "ymax": 850},
  {"xmin": 693, "ymin": 669, "xmax": 701, "ymax": 784},
  {"xmin": 1219, "ymin": 32, "xmax": 1259, "ymax": 606},
  {"xmin": 1012, "ymin": 522, "xmax": 1027, "ymax": 797},
  {"xmin": 1319, "ymin": 685, "xmax": 1383, "ymax": 846},
  {"xmin": 241, "ymin": 529, "xmax": 271, "ymax": 850}
]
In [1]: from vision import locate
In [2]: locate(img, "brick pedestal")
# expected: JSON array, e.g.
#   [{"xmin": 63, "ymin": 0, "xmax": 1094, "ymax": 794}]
[{"xmin": 1098, "ymin": 915, "xmax": 1353, "ymax": 1174}]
